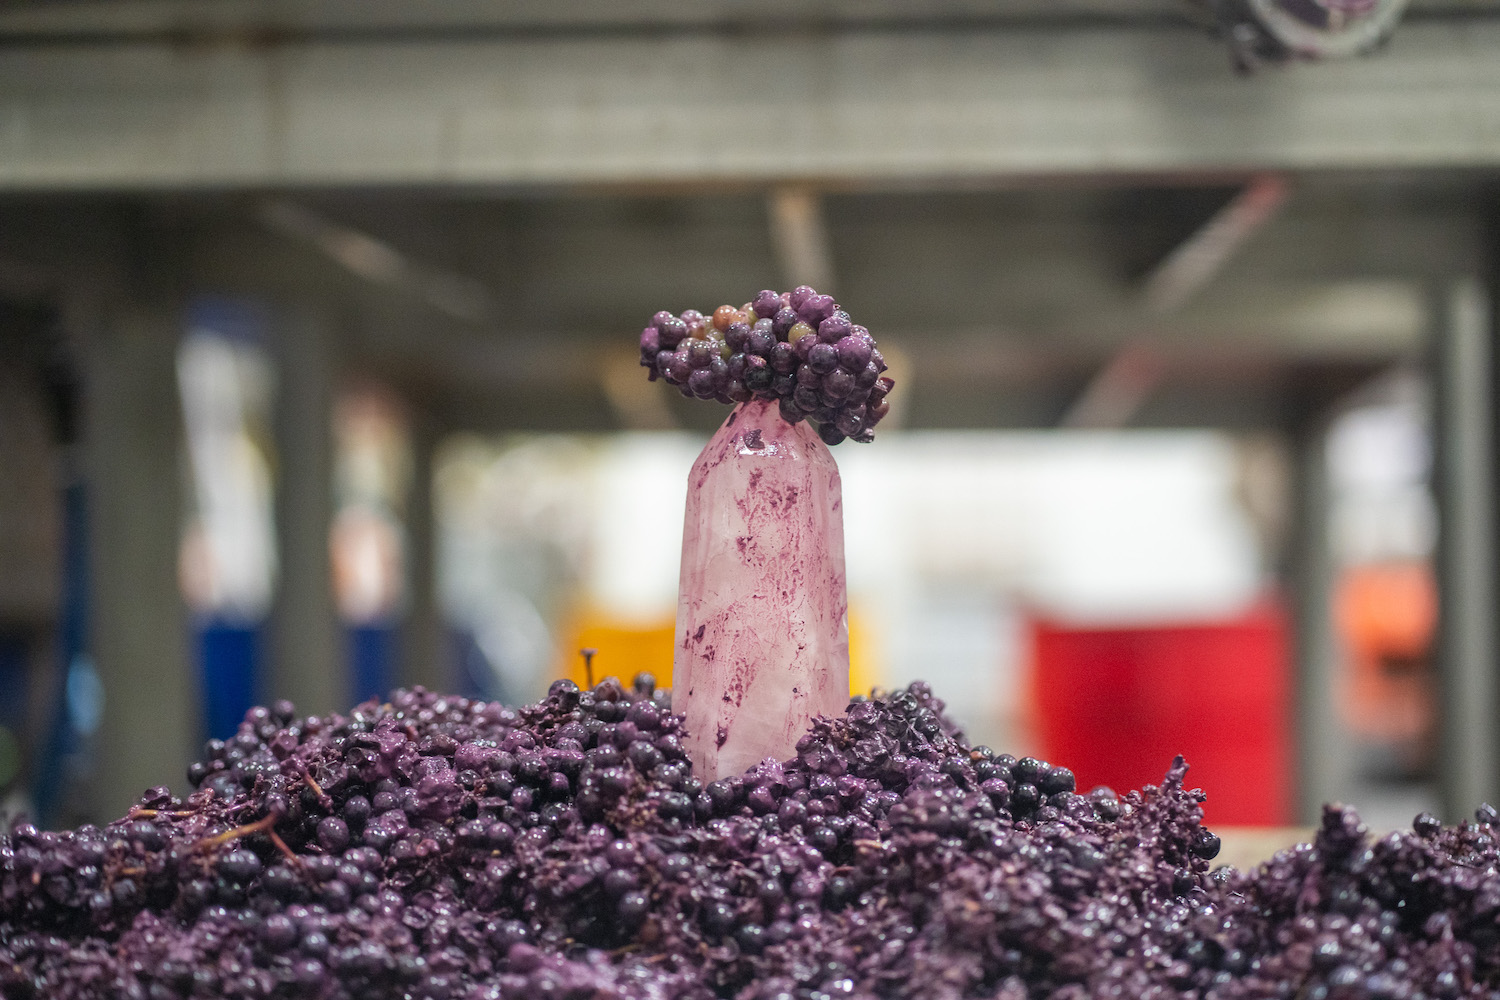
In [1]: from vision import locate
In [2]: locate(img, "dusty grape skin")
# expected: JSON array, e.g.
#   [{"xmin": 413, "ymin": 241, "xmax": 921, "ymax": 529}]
[
  {"xmin": 2, "ymin": 683, "xmax": 1498, "ymax": 1000},
  {"xmin": 640, "ymin": 288, "xmax": 894, "ymax": 445}
]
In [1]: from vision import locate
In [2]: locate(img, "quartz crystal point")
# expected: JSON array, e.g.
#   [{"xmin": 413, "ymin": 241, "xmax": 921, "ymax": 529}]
[{"xmin": 672, "ymin": 398, "xmax": 850, "ymax": 780}]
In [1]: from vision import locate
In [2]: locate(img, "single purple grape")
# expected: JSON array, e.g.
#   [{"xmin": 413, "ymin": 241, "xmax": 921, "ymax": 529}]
[
  {"xmin": 317, "ymin": 816, "xmax": 350, "ymax": 852},
  {"xmin": 807, "ymin": 342, "xmax": 839, "ymax": 374},
  {"xmin": 686, "ymin": 339, "xmax": 717, "ymax": 369},
  {"xmin": 822, "ymin": 370, "xmax": 855, "ymax": 399},
  {"xmin": 741, "ymin": 354, "xmax": 771, "ymax": 392},
  {"xmin": 817, "ymin": 313, "xmax": 851, "ymax": 343},
  {"xmin": 769, "ymin": 341, "xmax": 797, "ymax": 374},
  {"xmin": 798, "ymin": 294, "xmax": 836, "ymax": 325},
  {"xmin": 835, "ymin": 336, "xmax": 871, "ymax": 372},
  {"xmin": 746, "ymin": 327, "xmax": 775, "ymax": 356},
  {"xmin": 724, "ymin": 322, "xmax": 751, "ymax": 353},
  {"xmin": 658, "ymin": 316, "xmax": 688, "ymax": 348},
  {"xmin": 752, "ymin": 290, "xmax": 782, "ymax": 318}
]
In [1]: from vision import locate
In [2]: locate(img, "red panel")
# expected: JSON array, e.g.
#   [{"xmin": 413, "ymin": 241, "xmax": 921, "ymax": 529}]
[{"xmin": 1029, "ymin": 599, "xmax": 1292, "ymax": 826}]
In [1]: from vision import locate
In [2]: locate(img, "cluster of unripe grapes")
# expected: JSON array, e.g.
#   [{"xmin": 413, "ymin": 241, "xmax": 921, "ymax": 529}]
[
  {"xmin": 4, "ymin": 680, "xmax": 1500, "ymax": 999},
  {"xmin": 639, "ymin": 287, "xmax": 895, "ymax": 445}
]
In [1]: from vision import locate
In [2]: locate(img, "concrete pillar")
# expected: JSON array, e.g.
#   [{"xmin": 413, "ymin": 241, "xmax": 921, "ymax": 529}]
[
  {"xmin": 1433, "ymin": 277, "xmax": 1499, "ymax": 821},
  {"xmin": 399, "ymin": 410, "xmax": 448, "ymax": 693},
  {"xmin": 0, "ymin": 312, "xmax": 63, "ymax": 813},
  {"xmin": 1289, "ymin": 411, "xmax": 1353, "ymax": 824},
  {"xmin": 86, "ymin": 303, "xmax": 195, "ymax": 819},
  {"xmin": 270, "ymin": 306, "xmax": 343, "ymax": 717}
]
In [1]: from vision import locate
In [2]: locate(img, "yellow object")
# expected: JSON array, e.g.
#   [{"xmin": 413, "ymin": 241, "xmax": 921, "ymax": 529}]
[
  {"xmin": 556, "ymin": 602, "xmax": 883, "ymax": 698},
  {"xmin": 847, "ymin": 605, "xmax": 882, "ymax": 698}
]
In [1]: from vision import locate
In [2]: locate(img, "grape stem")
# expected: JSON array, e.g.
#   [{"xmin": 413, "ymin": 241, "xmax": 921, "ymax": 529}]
[
  {"xmin": 267, "ymin": 828, "xmax": 302, "ymax": 866},
  {"xmin": 195, "ymin": 813, "xmax": 277, "ymax": 851},
  {"xmin": 302, "ymin": 770, "xmax": 332, "ymax": 811},
  {"xmin": 187, "ymin": 811, "xmax": 301, "ymax": 865}
]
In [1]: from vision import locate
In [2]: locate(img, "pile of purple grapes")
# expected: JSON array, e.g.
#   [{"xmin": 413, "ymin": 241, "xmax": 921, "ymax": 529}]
[
  {"xmin": 5, "ymin": 678, "xmax": 1500, "ymax": 1000},
  {"xmin": 639, "ymin": 287, "xmax": 895, "ymax": 446}
]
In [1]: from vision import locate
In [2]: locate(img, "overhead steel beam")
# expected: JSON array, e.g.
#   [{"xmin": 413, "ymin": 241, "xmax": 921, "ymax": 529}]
[
  {"xmin": 0, "ymin": 0, "xmax": 1490, "ymax": 42},
  {"xmin": 2, "ymin": 19, "xmax": 1500, "ymax": 191},
  {"xmin": 0, "ymin": 0, "xmax": 1212, "ymax": 40}
]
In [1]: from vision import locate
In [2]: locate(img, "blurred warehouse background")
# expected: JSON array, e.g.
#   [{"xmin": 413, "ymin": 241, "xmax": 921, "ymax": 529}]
[{"xmin": 2, "ymin": 0, "xmax": 1500, "ymax": 832}]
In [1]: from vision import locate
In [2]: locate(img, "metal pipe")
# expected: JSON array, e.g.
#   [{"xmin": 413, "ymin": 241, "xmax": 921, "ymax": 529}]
[
  {"xmin": 1434, "ymin": 276, "xmax": 1499, "ymax": 821},
  {"xmin": 270, "ymin": 305, "xmax": 343, "ymax": 718},
  {"xmin": 87, "ymin": 304, "xmax": 195, "ymax": 820},
  {"xmin": 1290, "ymin": 409, "xmax": 1350, "ymax": 823}
]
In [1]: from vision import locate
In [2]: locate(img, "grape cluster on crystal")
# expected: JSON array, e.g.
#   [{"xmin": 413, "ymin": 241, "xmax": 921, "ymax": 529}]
[
  {"xmin": 639, "ymin": 287, "xmax": 895, "ymax": 446},
  {"xmin": 4, "ymin": 679, "xmax": 1500, "ymax": 1000}
]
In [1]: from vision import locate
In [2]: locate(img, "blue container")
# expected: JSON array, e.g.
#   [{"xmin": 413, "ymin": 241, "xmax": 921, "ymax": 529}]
[
  {"xmin": 350, "ymin": 623, "xmax": 396, "ymax": 705},
  {"xmin": 198, "ymin": 621, "xmax": 259, "ymax": 740}
]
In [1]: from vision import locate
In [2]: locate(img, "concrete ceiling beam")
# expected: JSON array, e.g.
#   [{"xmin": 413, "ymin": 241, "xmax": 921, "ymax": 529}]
[{"xmin": 3, "ymin": 18, "xmax": 1500, "ymax": 190}]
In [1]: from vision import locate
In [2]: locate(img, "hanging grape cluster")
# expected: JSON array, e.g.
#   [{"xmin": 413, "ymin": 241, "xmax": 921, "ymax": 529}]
[{"xmin": 639, "ymin": 287, "xmax": 895, "ymax": 445}]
